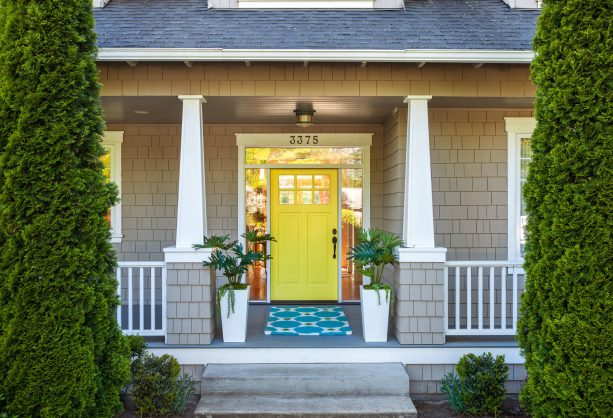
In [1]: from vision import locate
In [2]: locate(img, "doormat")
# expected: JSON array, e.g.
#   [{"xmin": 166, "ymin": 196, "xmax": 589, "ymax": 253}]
[{"xmin": 264, "ymin": 306, "xmax": 352, "ymax": 336}]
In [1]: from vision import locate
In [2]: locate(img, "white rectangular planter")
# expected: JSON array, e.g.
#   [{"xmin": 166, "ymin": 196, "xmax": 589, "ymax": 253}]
[
  {"xmin": 219, "ymin": 286, "xmax": 250, "ymax": 343},
  {"xmin": 360, "ymin": 285, "xmax": 390, "ymax": 342}
]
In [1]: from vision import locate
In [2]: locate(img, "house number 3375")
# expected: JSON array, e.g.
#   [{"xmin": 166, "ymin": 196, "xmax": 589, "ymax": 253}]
[{"xmin": 289, "ymin": 135, "xmax": 318, "ymax": 145}]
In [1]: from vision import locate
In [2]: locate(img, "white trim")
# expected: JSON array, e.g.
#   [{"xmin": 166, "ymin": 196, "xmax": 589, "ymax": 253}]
[
  {"xmin": 240, "ymin": 0, "xmax": 374, "ymax": 8},
  {"xmin": 236, "ymin": 133, "xmax": 372, "ymax": 147},
  {"xmin": 237, "ymin": 135, "xmax": 372, "ymax": 303},
  {"xmin": 102, "ymin": 131, "xmax": 123, "ymax": 243},
  {"xmin": 505, "ymin": 117, "xmax": 535, "ymax": 262},
  {"xmin": 163, "ymin": 246, "xmax": 213, "ymax": 263},
  {"xmin": 118, "ymin": 261, "xmax": 166, "ymax": 268},
  {"xmin": 396, "ymin": 247, "xmax": 447, "ymax": 263},
  {"xmin": 98, "ymin": 48, "xmax": 535, "ymax": 64},
  {"xmin": 148, "ymin": 346, "xmax": 523, "ymax": 365}
]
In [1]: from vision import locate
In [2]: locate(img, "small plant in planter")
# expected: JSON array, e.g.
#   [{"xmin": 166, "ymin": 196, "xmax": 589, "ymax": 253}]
[
  {"xmin": 194, "ymin": 232, "xmax": 274, "ymax": 342},
  {"xmin": 349, "ymin": 228, "xmax": 402, "ymax": 342}
]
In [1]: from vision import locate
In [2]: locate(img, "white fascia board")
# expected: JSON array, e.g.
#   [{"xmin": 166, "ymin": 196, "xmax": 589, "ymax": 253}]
[{"xmin": 97, "ymin": 48, "xmax": 535, "ymax": 64}]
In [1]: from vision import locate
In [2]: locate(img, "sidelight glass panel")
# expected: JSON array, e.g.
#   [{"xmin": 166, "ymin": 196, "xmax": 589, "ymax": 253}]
[
  {"xmin": 245, "ymin": 168, "xmax": 268, "ymax": 301},
  {"xmin": 519, "ymin": 138, "xmax": 531, "ymax": 256},
  {"xmin": 341, "ymin": 169, "xmax": 363, "ymax": 301}
]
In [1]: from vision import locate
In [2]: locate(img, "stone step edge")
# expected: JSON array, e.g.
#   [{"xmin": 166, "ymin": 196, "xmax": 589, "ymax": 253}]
[{"xmin": 194, "ymin": 395, "xmax": 417, "ymax": 416}]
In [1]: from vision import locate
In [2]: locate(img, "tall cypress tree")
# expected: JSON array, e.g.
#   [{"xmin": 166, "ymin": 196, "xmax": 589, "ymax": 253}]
[
  {"xmin": 517, "ymin": 0, "xmax": 612, "ymax": 416},
  {"xmin": 0, "ymin": 1, "xmax": 129, "ymax": 416}
]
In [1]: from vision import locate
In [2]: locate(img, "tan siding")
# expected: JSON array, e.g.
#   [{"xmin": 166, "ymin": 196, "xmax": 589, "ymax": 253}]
[{"xmin": 99, "ymin": 63, "xmax": 534, "ymax": 98}]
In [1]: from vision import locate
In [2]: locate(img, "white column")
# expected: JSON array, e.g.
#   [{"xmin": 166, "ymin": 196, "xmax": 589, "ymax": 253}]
[
  {"xmin": 168, "ymin": 95, "xmax": 208, "ymax": 260},
  {"xmin": 399, "ymin": 95, "xmax": 446, "ymax": 263}
]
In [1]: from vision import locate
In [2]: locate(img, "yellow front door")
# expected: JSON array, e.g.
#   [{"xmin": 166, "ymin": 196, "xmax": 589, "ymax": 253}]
[{"xmin": 270, "ymin": 169, "xmax": 338, "ymax": 301}]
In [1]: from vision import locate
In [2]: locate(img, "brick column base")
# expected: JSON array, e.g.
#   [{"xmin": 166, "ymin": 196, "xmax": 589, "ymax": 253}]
[
  {"xmin": 166, "ymin": 262, "xmax": 216, "ymax": 344},
  {"xmin": 393, "ymin": 262, "xmax": 445, "ymax": 344}
]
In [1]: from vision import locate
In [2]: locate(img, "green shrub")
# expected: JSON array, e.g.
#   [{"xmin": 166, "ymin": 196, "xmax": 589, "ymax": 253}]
[
  {"xmin": 0, "ymin": 0, "xmax": 130, "ymax": 416},
  {"xmin": 517, "ymin": 0, "xmax": 613, "ymax": 416},
  {"xmin": 172, "ymin": 373, "xmax": 197, "ymax": 415},
  {"xmin": 125, "ymin": 335, "xmax": 147, "ymax": 363},
  {"xmin": 132, "ymin": 353, "xmax": 182, "ymax": 416},
  {"xmin": 440, "ymin": 372, "xmax": 464, "ymax": 414},
  {"xmin": 441, "ymin": 353, "xmax": 508, "ymax": 416}
]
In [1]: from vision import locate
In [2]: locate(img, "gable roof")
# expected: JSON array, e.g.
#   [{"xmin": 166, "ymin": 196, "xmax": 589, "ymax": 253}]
[{"xmin": 94, "ymin": 0, "xmax": 539, "ymax": 52}]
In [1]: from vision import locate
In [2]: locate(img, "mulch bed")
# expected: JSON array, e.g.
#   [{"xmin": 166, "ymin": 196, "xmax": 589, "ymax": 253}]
[{"xmin": 413, "ymin": 397, "xmax": 529, "ymax": 417}]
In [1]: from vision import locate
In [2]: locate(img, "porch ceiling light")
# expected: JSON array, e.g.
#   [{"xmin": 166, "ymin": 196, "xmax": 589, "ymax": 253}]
[
  {"xmin": 134, "ymin": 109, "xmax": 149, "ymax": 115},
  {"xmin": 294, "ymin": 109, "xmax": 315, "ymax": 127}
]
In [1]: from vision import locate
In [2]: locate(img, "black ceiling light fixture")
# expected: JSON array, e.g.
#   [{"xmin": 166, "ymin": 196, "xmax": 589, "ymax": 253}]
[{"xmin": 294, "ymin": 108, "xmax": 316, "ymax": 127}]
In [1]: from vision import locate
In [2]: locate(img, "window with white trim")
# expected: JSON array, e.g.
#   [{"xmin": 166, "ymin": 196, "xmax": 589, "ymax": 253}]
[
  {"xmin": 207, "ymin": 0, "xmax": 403, "ymax": 9},
  {"xmin": 505, "ymin": 118, "xmax": 535, "ymax": 261},
  {"xmin": 102, "ymin": 131, "xmax": 123, "ymax": 243}
]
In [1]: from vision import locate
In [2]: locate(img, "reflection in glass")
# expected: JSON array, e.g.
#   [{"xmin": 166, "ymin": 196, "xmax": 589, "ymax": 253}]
[
  {"xmin": 246, "ymin": 147, "xmax": 363, "ymax": 165},
  {"xmin": 278, "ymin": 175, "xmax": 294, "ymax": 189},
  {"xmin": 314, "ymin": 175, "xmax": 330, "ymax": 189},
  {"xmin": 297, "ymin": 175, "xmax": 312, "ymax": 189},
  {"xmin": 245, "ymin": 169, "xmax": 268, "ymax": 301},
  {"xmin": 341, "ymin": 169, "xmax": 363, "ymax": 301},
  {"xmin": 297, "ymin": 191, "xmax": 312, "ymax": 204},
  {"xmin": 279, "ymin": 191, "xmax": 294, "ymax": 205},
  {"xmin": 519, "ymin": 138, "xmax": 531, "ymax": 256},
  {"xmin": 313, "ymin": 190, "xmax": 330, "ymax": 205}
]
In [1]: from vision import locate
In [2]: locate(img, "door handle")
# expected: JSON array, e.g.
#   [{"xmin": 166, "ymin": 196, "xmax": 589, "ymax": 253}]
[{"xmin": 332, "ymin": 228, "xmax": 338, "ymax": 259}]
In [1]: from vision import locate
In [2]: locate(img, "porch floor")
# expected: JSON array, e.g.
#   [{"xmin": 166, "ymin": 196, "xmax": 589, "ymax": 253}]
[{"xmin": 213, "ymin": 304, "xmax": 400, "ymax": 348}]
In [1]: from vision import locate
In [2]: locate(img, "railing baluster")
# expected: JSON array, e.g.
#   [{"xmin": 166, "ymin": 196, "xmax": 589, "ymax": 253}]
[
  {"xmin": 116, "ymin": 267, "xmax": 122, "ymax": 327},
  {"xmin": 489, "ymin": 267, "xmax": 495, "ymax": 329},
  {"xmin": 512, "ymin": 268, "xmax": 518, "ymax": 331},
  {"xmin": 501, "ymin": 267, "xmax": 507, "ymax": 329},
  {"xmin": 478, "ymin": 267, "xmax": 483, "ymax": 330},
  {"xmin": 150, "ymin": 267, "xmax": 156, "ymax": 331},
  {"xmin": 466, "ymin": 267, "xmax": 472, "ymax": 330},
  {"xmin": 443, "ymin": 266, "xmax": 449, "ymax": 334},
  {"xmin": 139, "ymin": 267, "xmax": 145, "ymax": 331},
  {"xmin": 455, "ymin": 266, "xmax": 460, "ymax": 330},
  {"xmin": 127, "ymin": 268, "xmax": 133, "ymax": 332}
]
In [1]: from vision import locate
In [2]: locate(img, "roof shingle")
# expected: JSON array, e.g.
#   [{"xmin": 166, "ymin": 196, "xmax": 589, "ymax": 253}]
[{"xmin": 94, "ymin": 0, "xmax": 539, "ymax": 51}]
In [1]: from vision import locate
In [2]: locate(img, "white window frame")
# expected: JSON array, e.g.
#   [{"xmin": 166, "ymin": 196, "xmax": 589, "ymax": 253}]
[
  {"xmin": 238, "ymin": 0, "xmax": 374, "ymax": 8},
  {"xmin": 505, "ymin": 118, "xmax": 535, "ymax": 262},
  {"xmin": 102, "ymin": 131, "xmax": 123, "ymax": 243}
]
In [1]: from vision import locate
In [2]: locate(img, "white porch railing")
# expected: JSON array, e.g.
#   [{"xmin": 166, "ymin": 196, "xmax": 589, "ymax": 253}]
[
  {"xmin": 444, "ymin": 261, "xmax": 525, "ymax": 336},
  {"xmin": 116, "ymin": 262, "xmax": 166, "ymax": 336}
]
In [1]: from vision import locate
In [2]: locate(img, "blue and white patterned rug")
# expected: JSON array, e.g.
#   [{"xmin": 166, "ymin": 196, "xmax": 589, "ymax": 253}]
[{"xmin": 264, "ymin": 306, "xmax": 352, "ymax": 336}]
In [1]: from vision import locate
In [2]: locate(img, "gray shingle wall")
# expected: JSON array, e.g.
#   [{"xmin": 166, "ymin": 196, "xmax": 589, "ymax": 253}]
[
  {"xmin": 406, "ymin": 363, "xmax": 526, "ymax": 396},
  {"xmin": 393, "ymin": 262, "xmax": 446, "ymax": 345},
  {"xmin": 166, "ymin": 262, "xmax": 216, "ymax": 344},
  {"xmin": 110, "ymin": 124, "xmax": 384, "ymax": 262},
  {"xmin": 94, "ymin": 0, "xmax": 539, "ymax": 51}
]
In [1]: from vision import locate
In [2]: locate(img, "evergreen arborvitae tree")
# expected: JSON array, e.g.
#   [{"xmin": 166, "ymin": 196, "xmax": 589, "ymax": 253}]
[
  {"xmin": 0, "ymin": 1, "xmax": 130, "ymax": 416},
  {"xmin": 517, "ymin": 0, "xmax": 612, "ymax": 416}
]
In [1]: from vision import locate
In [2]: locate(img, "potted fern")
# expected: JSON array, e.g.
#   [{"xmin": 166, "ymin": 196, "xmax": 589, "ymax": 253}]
[
  {"xmin": 349, "ymin": 228, "xmax": 403, "ymax": 342},
  {"xmin": 193, "ymin": 232, "xmax": 274, "ymax": 342}
]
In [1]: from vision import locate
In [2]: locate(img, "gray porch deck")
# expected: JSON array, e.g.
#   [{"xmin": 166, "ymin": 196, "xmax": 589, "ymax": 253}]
[{"xmin": 147, "ymin": 304, "xmax": 517, "ymax": 350}]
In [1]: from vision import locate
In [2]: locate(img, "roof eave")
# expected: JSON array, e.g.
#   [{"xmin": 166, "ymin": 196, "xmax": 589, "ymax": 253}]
[{"xmin": 96, "ymin": 48, "xmax": 535, "ymax": 63}]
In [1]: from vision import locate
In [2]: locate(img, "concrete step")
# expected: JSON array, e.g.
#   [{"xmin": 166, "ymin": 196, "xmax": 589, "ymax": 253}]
[
  {"xmin": 201, "ymin": 363, "xmax": 410, "ymax": 397},
  {"xmin": 194, "ymin": 395, "xmax": 417, "ymax": 417}
]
